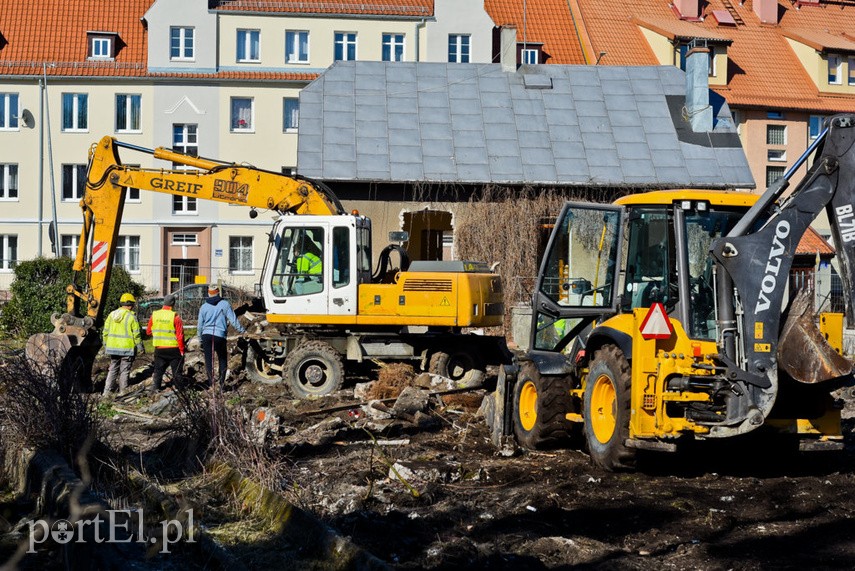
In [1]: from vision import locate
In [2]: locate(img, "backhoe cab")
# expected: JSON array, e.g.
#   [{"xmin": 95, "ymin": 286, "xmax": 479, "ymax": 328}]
[{"xmin": 493, "ymin": 114, "xmax": 855, "ymax": 470}]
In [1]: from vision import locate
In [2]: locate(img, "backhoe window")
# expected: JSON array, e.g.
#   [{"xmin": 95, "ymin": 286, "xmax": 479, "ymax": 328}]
[
  {"xmin": 622, "ymin": 209, "xmax": 675, "ymax": 312},
  {"xmin": 271, "ymin": 227, "xmax": 324, "ymax": 297},
  {"xmin": 333, "ymin": 227, "xmax": 350, "ymax": 288},
  {"xmin": 357, "ymin": 226, "xmax": 371, "ymax": 273}
]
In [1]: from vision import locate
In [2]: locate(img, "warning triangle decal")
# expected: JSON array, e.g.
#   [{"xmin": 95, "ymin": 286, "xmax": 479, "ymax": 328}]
[{"xmin": 639, "ymin": 302, "xmax": 673, "ymax": 340}]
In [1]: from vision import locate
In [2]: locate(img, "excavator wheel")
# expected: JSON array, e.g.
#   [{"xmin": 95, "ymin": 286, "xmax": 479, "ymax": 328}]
[
  {"xmin": 584, "ymin": 344, "xmax": 636, "ymax": 471},
  {"xmin": 245, "ymin": 344, "xmax": 282, "ymax": 385},
  {"xmin": 512, "ymin": 361, "xmax": 578, "ymax": 449},
  {"xmin": 283, "ymin": 340, "xmax": 344, "ymax": 398},
  {"xmin": 429, "ymin": 350, "xmax": 485, "ymax": 388}
]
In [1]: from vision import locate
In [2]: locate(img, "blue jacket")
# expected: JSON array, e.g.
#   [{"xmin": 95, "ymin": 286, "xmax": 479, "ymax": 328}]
[{"xmin": 197, "ymin": 296, "xmax": 246, "ymax": 338}]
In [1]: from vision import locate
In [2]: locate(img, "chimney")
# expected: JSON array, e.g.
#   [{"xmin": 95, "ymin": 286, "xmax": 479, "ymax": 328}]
[
  {"xmin": 673, "ymin": 0, "xmax": 702, "ymax": 21},
  {"xmin": 685, "ymin": 45, "xmax": 713, "ymax": 132},
  {"xmin": 753, "ymin": 0, "xmax": 779, "ymax": 25},
  {"xmin": 500, "ymin": 26, "xmax": 517, "ymax": 72}
]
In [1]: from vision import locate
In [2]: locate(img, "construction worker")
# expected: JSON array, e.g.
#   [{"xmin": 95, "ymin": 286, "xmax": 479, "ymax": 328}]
[
  {"xmin": 146, "ymin": 293, "xmax": 185, "ymax": 393},
  {"xmin": 102, "ymin": 292, "xmax": 144, "ymax": 397},
  {"xmin": 294, "ymin": 240, "xmax": 322, "ymax": 295},
  {"xmin": 198, "ymin": 283, "xmax": 246, "ymax": 389}
]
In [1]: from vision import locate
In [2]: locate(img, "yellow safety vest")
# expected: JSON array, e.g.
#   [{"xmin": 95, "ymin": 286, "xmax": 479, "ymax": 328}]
[
  {"xmin": 102, "ymin": 307, "xmax": 140, "ymax": 356},
  {"xmin": 297, "ymin": 252, "xmax": 321, "ymax": 275},
  {"xmin": 151, "ymin": 308, "xmax": 178, "ymax": 348}
]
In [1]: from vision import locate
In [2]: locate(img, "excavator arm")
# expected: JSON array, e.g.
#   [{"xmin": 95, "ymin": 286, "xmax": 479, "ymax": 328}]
[
  {"xmin": 708, "ymin": 114, "xmax": 855, "ymax": 436},
  {"xmin": 26, "ymin": 136, "xmax": 343, "ymax": 374}
]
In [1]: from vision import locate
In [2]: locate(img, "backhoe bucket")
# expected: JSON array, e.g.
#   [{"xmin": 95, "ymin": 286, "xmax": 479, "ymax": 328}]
[
  {"xmin": 778, "ymin": 287, "xmax": 853, "ymax": 385},
  {"xmin": 24, "ymin": 313, "xmax": 98, "ymax": 385}
]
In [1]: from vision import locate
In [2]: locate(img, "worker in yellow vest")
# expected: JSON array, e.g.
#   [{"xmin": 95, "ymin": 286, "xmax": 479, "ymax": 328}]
[
  {"xmin": 294, "ymin": 240, "xmax": 323, "ymax": 295},
  {"xmin": 102, "ymin": 293, "xmax": 144, "ymax": 397},
  {"xmin": 146, "ymin": 293, "xmax": 186, "ymax": 393}
]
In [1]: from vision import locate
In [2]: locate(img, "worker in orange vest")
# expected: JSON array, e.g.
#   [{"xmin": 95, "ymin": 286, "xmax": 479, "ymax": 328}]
[{"xmin": 146, "ymin": 293, "xmax": 186, "ymax": 392}]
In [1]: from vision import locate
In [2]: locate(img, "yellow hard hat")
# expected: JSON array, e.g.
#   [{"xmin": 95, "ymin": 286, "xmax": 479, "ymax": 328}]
[{"xmin": 120, "ymin": 293, "xmax": 136, "ymax": 304}]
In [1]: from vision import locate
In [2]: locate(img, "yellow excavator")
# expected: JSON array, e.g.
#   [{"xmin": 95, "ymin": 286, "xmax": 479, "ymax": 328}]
[
  {"xmin": 488, "ymin": 114, "xmax": 855, "ymax": 469},
  {"xmin": 27, "ymin": 136, "xmax": 507, "ymax": 396}
]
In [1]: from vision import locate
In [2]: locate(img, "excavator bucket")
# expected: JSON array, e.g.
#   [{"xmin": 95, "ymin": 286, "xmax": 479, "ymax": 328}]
[
  {"xmin": 778, "ymin": 286, "xmax": 854, "ymax": 385},
  {"xmin": 24, "ymin": 313, "xmax": 97, "ymax": 385}
]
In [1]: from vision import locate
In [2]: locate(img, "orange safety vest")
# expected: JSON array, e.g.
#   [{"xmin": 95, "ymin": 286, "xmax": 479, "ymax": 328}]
[{"xmin": 151, "ymin": 308, "xmax": 179, "ymax": 348}]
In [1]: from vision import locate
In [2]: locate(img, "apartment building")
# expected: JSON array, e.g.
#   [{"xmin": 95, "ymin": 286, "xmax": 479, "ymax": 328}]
[{"xmin": 0, "ymin": 0, "xmax": 498, "ymax": 295}]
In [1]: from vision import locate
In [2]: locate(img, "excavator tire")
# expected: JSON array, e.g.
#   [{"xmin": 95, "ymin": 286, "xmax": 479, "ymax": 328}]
[
  {"xmin": 512, "ymin": 361, "xmax": 577, "ymax": 449},
  {"xmin": 584, "ymin": 344, "xmax": 636, "ymax": 471},
  {"xmin": 283, "ymin": 340, "xmax": 344, "ymax": 398},
  {"xmin": 429, "ymin": 350, "xmax": 486, "ymax": 388},
  {"xmin": 245, "ymin": 344, "xmax": 282, "ymax": 385}
]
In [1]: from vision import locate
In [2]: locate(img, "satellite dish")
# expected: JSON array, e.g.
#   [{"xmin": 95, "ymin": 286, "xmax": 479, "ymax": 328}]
[{"xmin": 20, "ymin": 109, "xmax": 35, "ymax": 128}]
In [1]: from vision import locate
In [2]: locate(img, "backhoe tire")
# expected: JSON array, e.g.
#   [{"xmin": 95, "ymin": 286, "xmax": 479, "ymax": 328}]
[
  {"xmin": 245, "ymin": 344, "xmax": 282, "ymax": 386},
  {"xmin": 584, "ymin": 344, "xmax": 636, "ymax": 471},
  {"xmin": 429, "ymin": 350, "xmax": 486, "ymax": 388},
  {"xmin": 283, "ymin": 341, "xmax": 344, "ymax": 398},
  {"xmin": 512, "ymin": 361, "xmax": 577, "ymax": 450}
]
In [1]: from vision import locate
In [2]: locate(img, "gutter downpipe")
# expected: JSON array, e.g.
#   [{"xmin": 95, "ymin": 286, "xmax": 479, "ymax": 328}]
[
  {"xmin": 38, "ymin": 73, "xmax": 44, "ymax": 256},
  {"xmin": 43, "ymin": 64, "xmax": 59, "ymax": 256},
  {"xmin": 415, "ymin": 18, "xmax": 427, "ymax": 61}
]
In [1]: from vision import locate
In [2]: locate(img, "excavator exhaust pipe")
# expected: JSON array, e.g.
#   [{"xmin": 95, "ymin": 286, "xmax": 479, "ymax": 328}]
[{"xmin": 777, "ymin": 287, "xmax": 853, "ymax": 385}]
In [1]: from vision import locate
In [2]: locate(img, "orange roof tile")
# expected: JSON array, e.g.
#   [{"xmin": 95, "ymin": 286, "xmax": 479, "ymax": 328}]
[
  {"xmin": 484, "ymin": 0, "xmax": 586, "ymax": 64},
  {"xmin": 797, "ymin": 227, "xmax": 834, "ymax": 256},
  {"xmin": 573, "ymin": 0, "xmax": 855, "ymax": 113},
  {"xmin": 212, "ymin": 0, "xmax": 433, "ymax": 16},
  {"xmin": 781, "ymin": 28, "xmax": 855, "ymax": 53},
  {"xmin": 632, "ymin": 16, "xmax": 732, "ymax": 43}
]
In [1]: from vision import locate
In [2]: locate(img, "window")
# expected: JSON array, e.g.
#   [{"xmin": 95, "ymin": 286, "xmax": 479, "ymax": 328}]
[
  {"xmin": 89, "ymin": 36, "xmax": 113, "ymax": 59},
  {"xmin": 766, "ymin": 124, "xmax": 786, "ymax": 146},
  {"xmin": 766, "ymin": 166, "xmax": 786, "ymax": 188},
  {"xmin": 114, "ymin": 236, "xmax": 140, "ymax": 272},
  {"xmin": 828, "ymin": 53, "xmax": 842, "ymax": 84},
  {"xmin": 282, "ymin": 167, "xmax": 296, "ymax": 176},
  {"xmin": 123, "ymin": 164, "xmax": 140, "ymax": 202},
  {"xmin": 237, "ymin": 29, "xmax": 260, "ymax": 62},
  {"xmin": 708, "ymin": 46, "xmax": 716, "ymax": 76},
  {"xmin": 522, "ymin": 48, "xmax": 539, "ymax": 65},
  {"xmin": 62, "ymin": 164, "xmax": 87, "ymax": 201},
  {"xmin": 768, "ymin": 149, "xmax": 786, "ymax": 162},
  {"xmin": 230, "ymin": 98, "xmax": 253, "ymax": 132},
  {"xmin": 60, "ymin": 235, "xmax": 79, "ymax": 259},
  {"xmin": 61, "ymin": 93, "xmax": 88, "ymax": 131},
  {"xmin": 116, "ymin": 94, "xmax": 141, "ymax": 132},
  {"xmin": 382, "ymin": 33, "xmax": 404, "ymax": 62},
  {"xmin": 172, "ymin": 125, "xmax": 198, "ymax": 214},
  {"xmin": 849, "ymin": 56, "xmax": 855, "ymax": 86},
  {"xmin": 170, "ymin": 27, "xmax": 195, "ymax": 60},
  {"xmin": 229, "ymin": 236, "xmax": 253, "ymax": 273},
  {"xmin": 332, "ymin": 227, "xmax": 350, "ymax": 288},
  {"xmin": 283, "ymin": 98, "xmax": 299, "ymax": 132},
  {"xmin": 767, "ymin": 110, "xmax": 784, "ymax": 119},
  {"xmin": 172, "ymin": 233, "xmax": 198, "ymax": 245},
  {"xmin": 285, "ymin": 30, "xmax": 309, "ymax": 63},
  {"xmin": 271, "ymin": 227, "xmax": 324, "ymax": 296},
  {"xmin": 0, "ymin": 235, "xmax": 17, "ymax": 270},
  {"xmin": 809, "ymin": 115, "xmax": 825, "ymax": 140},
  {"xmin": 0, "ymin": 93, "xmax": 19, "ymax": 130},
  {"xmin": 448, "ymin": 34, "xmax": 470, "ymax": 63},
  {"xmin": 0, "ymin": 164, "xmax": 18, "ymax": 200},
  {"xmin": 334, "ymin": 32, "xmax": 357, "ymax": 61}
]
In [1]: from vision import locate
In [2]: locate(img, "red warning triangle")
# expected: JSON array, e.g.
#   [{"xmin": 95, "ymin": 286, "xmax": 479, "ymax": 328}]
[{"xmin": 640, "ymin": 303, "xmax": 673, "ymax": 340}]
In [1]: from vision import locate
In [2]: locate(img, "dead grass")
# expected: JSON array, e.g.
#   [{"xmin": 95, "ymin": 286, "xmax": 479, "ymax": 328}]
[{"xmin": 365, "ymin": 362, "xmax": 415, "ymax": 400}]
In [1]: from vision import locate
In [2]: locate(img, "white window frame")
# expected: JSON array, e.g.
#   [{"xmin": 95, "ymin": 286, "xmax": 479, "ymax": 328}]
[
  {"xmin": 334, "ymin": 32, "xmax": 357, "ymax": 61},
  {"xmin": 60, "ymin": 235, "xmax": 79, "ymax": 259},
  {"xmin": 114, "ymin": 235, "xmax": 140, "ymax": 273},
  {"xmin": 809, "ymin": 115, "xmax": 825, "ymax": 141},
  {"xmin": 522, "ymin": 48, "xmax": 539, "ymax": 65},
  {"xmin": 229, "ymin": 236, "xmax": 254, "ymax": 274},
  {"xmin": 172, "ymin": 124, "xmax": 198, "ymax": 215},
  {"xmin": 237, "ymin": 29, "xmax": 261, "ymax": 63},
  {"xmin": 61, "ymin": 93, "xmax": 88, "ymax": 132},
  {"xmin": 767, "ymin": 149, "xmax": 787, "ymax": 162},
  {"xmin": 171, "ymin": 233, "xmax": 198, "ymax": 245},
  {"xmin": 0, "ymin": 93, "xmax": 20, "ymax": 130},
  {"xmin": 448, "ymin": 34, "xmax": 470, "ymax": 63},
  {"xmin": 0, "ymin": 163, "xmax": 18, "ymax": 200},
  {"xmin": 115, "ymin": 94, "xmax": 141, "ymax": 133},
  {"xmin": 61, "ymin": 164, "xmax": 87, "ymax": 202},
  {"xmin": 123, "ymin": 164, "xmax": 141, "ymax": 203},
  {"xmin": 828, "ymin": 53, "xmax": 843, "ymax": 85},
  {"xmin": 283, "ymin": 98, "xmax": 299, "ymax": 132},
  {"xmin": 0, "ymin": 234, "xmax": 17, "ymax": 271},
  {"xmin": 382, "ymin": 33, "xmax": 405, "ymax": 62},
  {"xmin": 90, "ymin": 37, "xmax": 112, "ymax": 59},
  {"xmin": 230, "ymin": 97, "xmax": 254, "ymax": 132},
  {"xmin": 285, "ymin": 30, "xmax": 309, "ymax": 63},
  {"xmin": 170, "ymin": 27, "xmax": 195, "ymax": 61}
]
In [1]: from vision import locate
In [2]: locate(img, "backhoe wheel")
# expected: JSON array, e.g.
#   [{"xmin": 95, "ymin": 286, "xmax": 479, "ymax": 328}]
[
  {"xmin": 584, "ymin": 344, "xmax": 636, "ymax": 471},
  {"xmin": 245, "ymin": 344, "xmax": 282, "ymax": 385},
  {"xmin": 512, "ymin": 361, "xmax": 577, "ymax": 450},
  {"xmin": 429, "ymin": 350, "xmax": 486, "ymax": 388},
  {"xmin": 283, "ymin": 341, "xmax": 344, "ymax": 398}
]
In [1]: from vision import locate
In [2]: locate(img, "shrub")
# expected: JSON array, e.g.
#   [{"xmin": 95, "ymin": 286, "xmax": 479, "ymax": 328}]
[{"xmin": 0, "ymin": 257, "xmax": 145, "ymax": 339}]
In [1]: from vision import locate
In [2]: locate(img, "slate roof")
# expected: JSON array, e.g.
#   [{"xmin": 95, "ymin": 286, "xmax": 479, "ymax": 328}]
[{"xmin": 297, "ymin": 61, "xmax": 755, "ymax": 189}]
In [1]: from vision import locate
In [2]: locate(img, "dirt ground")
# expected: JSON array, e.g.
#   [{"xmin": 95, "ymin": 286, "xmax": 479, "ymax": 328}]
[
  {"xmin": 97, "ymin": 348, "xmax": 855, "ymax": 570},
  {"xmin": 6, "ymin": 350, "xmax": 855, "ymax": 570}
]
